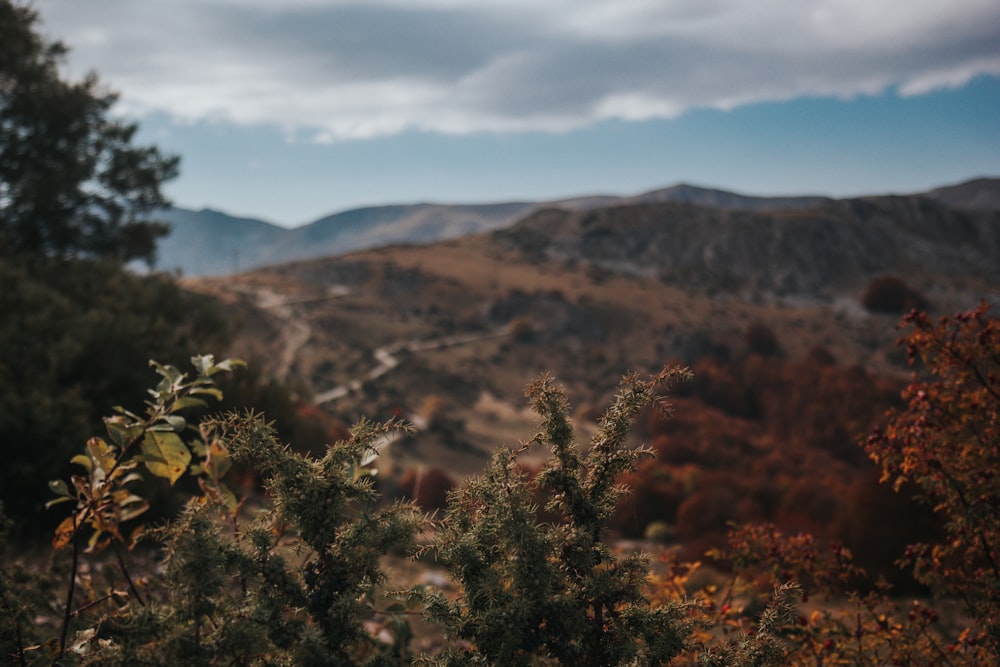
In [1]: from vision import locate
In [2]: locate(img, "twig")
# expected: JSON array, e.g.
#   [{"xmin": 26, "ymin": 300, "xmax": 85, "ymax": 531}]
[
  {"xmin": 114, "ymin": 543, "xmax": 146, "ymax": 607},
  {"xmin": 71, "ymin": 590, "xmax": 127, "ymax": 618}
]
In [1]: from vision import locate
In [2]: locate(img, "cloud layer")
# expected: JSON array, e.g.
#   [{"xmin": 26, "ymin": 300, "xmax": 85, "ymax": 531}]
[{"xmin": 35, "ymin": 0, "xmax": 1000, "ymax": 141}]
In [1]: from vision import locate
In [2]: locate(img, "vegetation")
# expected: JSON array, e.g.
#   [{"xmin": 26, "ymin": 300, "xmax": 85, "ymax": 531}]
[
  {"xmin": 0, "ymin": 0, "xmax": 330, "ymax": 532},
  {"xmin": 2, "ymin": 303, "xmax": 998, "ymax": 664},
  {"xmin": 3, "ymin": 2, "xmax": 998, "ymax": 664},
  {"xmin": 421, "ymin": 368, "xmax": 695, "ymax": 666},
  {"xmin": 0, "ymin": 0, "xmax": 177, "ymax": 263},
  {"xmin": 861, "ymin": 275, "xmax": 928, "ymax": 315}
]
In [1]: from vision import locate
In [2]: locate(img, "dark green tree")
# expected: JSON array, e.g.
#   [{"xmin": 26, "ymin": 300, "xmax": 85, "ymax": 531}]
[{"xmin": 1, "ymin": 0, "xmax": 178, "ymax": 263}]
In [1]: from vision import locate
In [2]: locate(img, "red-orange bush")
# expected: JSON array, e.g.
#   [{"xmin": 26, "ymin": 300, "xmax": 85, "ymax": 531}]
[{"xmin": 866, "ymin": 301, "xmax": 1000, "ymax": 652}]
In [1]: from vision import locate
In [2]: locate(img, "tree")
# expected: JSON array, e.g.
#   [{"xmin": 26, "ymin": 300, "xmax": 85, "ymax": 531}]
[{"xmin": 0, "ymin": 0, "xmax": 178, "ymax": 264}]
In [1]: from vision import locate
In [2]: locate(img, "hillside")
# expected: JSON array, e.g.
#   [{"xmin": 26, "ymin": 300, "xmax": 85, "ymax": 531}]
[
  {"xmin": 184, "ymin": 186, "xmax": 999, "ymax": 477},
  {"xmin": 496, "ymin": 195, "xmax": 1000, "ymax": 297}
]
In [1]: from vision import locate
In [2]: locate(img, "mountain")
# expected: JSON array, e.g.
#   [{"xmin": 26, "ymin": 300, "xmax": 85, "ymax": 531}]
[
  {"xmin": 152, "ymin": 202, "xmax": 534, "ymax": 276},
  {"xmin": 496, "ymin": 195, "xmax": 1000, "ymax": 297},
  {"xmin": 922, "ymin": 177, "xmax": 1000, "ymax": 210},
  {"xmin": 152, "ymin": 208, "xmax": 291, "ymax": 275},
  {"xmin": 153, "ymin": 178, "xmax": 999, "ymax": 276}
]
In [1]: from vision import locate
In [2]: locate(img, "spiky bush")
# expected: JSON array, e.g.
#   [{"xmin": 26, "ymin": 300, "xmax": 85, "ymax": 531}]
[{"xmin": 420, "ymin": 367, "xmax": 696, "ymax": 666}]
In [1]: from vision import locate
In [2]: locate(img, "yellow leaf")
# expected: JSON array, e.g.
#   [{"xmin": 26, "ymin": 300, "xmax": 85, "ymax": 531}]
[
  {"xmin": 203, "ymin": 439, "xmax": 232, "ymax": 480},
  {"xmin": 52, "ymin": 516, "xmax": 76, "ymax": 550},
  {"xmin": 141, "ymin": 431, "xmax": 191, "ymax": 485}
]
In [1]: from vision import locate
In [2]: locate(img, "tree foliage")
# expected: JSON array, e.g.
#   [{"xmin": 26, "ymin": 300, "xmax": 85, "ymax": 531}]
[
  {"xmin": 867, "ymin": 301, "xmax": 1000, "ymax": 652},
  {"xmin": 1, "ymin": 0, "xmax": 177, "ymax": 263}
]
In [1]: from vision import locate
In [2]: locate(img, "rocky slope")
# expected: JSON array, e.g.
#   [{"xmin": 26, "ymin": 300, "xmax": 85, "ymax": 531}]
[{"xmin": 495, "ymin": 194, "xmax": 1000, "ymax": 298}]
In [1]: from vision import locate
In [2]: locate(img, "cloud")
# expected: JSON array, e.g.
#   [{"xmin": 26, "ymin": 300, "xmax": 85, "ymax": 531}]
[{"xmin": 33, "ymin": 0, "xmax": 1000, "ymax": 140}]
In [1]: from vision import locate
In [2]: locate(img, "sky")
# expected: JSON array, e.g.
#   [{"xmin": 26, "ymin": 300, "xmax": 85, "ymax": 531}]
[{"xmin": 31, "ymin": 0, "xmax": 1000, "ymax": 228}]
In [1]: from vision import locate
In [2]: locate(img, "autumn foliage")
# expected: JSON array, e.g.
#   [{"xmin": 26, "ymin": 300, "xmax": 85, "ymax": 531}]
[{"xmin": 867, "ymin": 302, "xmax": 1000, "ymax": 653}]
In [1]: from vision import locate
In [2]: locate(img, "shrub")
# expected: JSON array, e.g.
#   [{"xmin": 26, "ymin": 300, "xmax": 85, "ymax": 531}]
[
  {"xmin": 419, "ymin": 367, "xmax": 696, "ymax": 666},
  {"xmin": 743, "ymin": 322, "xmax": 782, "ymax": 358},
  {"xmin": 28, "ymin": 356, "xmax": 423, "ymax": 665},
  {"xmin": 861, "ymin": 274, "xmax": 928, "ymax": 314},
  {"xmin": 866, "ymin": 302, "xmax": 1000, "ymax": 652}
]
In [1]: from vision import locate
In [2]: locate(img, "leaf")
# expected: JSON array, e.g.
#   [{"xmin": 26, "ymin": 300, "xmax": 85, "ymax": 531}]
[
  {"xmin": 170, "ymin": 396, "xmax": 208, "ymax": 412},
  {"xmin": 216, "ymin": 481, "xmax": 238, "ymax": 512},
  {"xmin": 163, "ymin": 414, "xmax": 187, "ymax": 432},
  {"xmin": 104, "ymin": 417, "xmax": 144, "ymax": 449},
  {"xmin": 44, "ymin": 496, "xmax": 74, "ymax": 509},
  {"xmin": 129, "ymin": 524, "xmax": 146, "ymax": 550},
  {"xmin": 150, "ymin": 360, "xmax": 184, "ymax": 386},
  {"xmin": 67, "ymin": 627, "xmax": 96, "ymax": 655},
  {"xmin": 191, "ymin": 354, "xmax": 215, "ymax": 375},
  {"xmin": 210, "ymin": 357, "xmax": 246, "ymax": 374},
  {"xmin": 70, "ymin": 454, "xmax": 92, "ymax": 471},
  {"xmin": 192, "ymin": 387, "xmax": 224, "ymax": 401},
  {"xmin": 203, "ymin": 439, "xmax": 232, "ymax": 480},
  {"xmin": 52, "ymin": 515, "xmax": 76, "ymax": 550},
  {"xmin": 49, "ymin": 479, "xmax": 71, "ymax": 497},
  {"xmin": 141, "ymin": 431, "xmax": 191, "ymax": 485},
  {"xmin": 118, "ymin": 497, "xmax": 150, "ymax": 523},
  {"xmin": 189, "ymin": 438, "xmax": 207, "ymax": 457},
  {"xmin": 86, "ymin": 437, "xmax": 117, "ymax": 474}
]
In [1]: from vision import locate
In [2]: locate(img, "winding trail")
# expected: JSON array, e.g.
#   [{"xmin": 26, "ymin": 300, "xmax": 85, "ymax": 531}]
[
  {"xmin": 312, "ymin": 327, "xmax": 510, "ymax": 406},
  {"xmin": 245, "ymin": 283, "xmax": 509, "ymax": 406}
]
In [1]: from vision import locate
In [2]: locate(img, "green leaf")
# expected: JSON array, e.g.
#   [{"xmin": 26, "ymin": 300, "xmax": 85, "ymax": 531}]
[
  {"xmin": 44, "ymin": 496, "xmax": 74, "ymax": 509},
  {"xmin": 203, "ymin": 439, "xmax": 232, "ymax": 480},
  {"xmin": 105, "ymin": 417, "xmax": 144, "ymax": 448},
  {"xmin": 191, "ymin": 354, "xmax": 215, "ymax": 375},
  {"xmin": 189, "ymin": 439, "xmax": 207, "ymax": 457},
  {"xmin": 163, "ymin": 414, "xmax": 187, "ymax": 432},
  {"xmin": 210, "ymin": 357, "xmax": 246, "ymax": 374},
  {"xmin": 216, "ymin": 481, "xmax": 238, "ymax": 512},
  {"xmin": 191, "ymin": 387, "xmax": 224, "ymax": 401},
  {"xmin": 170, "ymin": 396, "xmax": 209, "ymax": 412},
  {"xmin": 49, "ymin": 479, "xmax": 71, "ymax": 497},
  {"xmin": 141, "ymin": 431, "xmax": 191, "ymax": 485},
  {"xmin": 150, "ymin": 360, "xmax": 184, "ymax": 386}
]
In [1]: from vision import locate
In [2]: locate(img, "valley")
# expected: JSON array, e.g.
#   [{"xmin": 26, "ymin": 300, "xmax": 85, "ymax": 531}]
[{"xmin": 181, "ymin": 180, "xmax": 999, "ymax": 572}]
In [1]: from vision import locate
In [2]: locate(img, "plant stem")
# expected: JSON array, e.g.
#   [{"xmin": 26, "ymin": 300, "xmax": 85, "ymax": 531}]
[
  {"xmin": 114, "ymin": 543, "xmax": 145, "ymax": 607},
  {"xmin": 58, "ymin": 514, "xmax": 80, "ymax": 657}
]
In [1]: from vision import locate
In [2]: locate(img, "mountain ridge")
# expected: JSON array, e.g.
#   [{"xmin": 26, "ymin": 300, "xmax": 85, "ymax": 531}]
[{"xmin": 153, "ymin": 177, "xmax": 1000, "ymax": 277}]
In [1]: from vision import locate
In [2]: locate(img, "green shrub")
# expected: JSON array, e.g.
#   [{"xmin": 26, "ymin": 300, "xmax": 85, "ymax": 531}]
[{"xmin": 419, "ymin": 367, "xmax": 696, "ymax": 666}]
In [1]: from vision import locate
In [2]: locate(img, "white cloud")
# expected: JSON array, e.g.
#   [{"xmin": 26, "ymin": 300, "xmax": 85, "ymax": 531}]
[{"xmin": 32, "ymin": 0, "xmax": 1000, "ymax": 140}]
